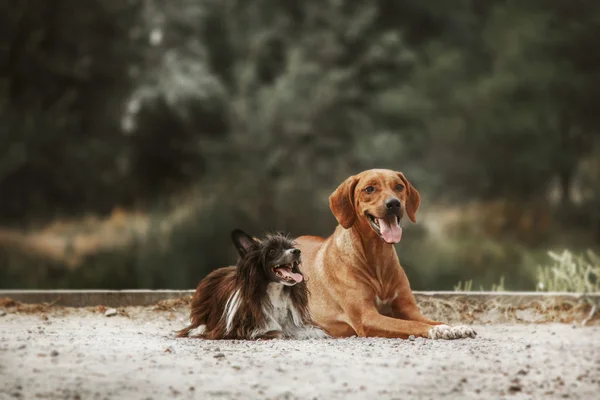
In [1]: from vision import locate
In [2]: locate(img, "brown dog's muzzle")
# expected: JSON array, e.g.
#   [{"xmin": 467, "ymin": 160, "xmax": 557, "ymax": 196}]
[{"xmin": 366, "ymin": 197, "xmax": 404, "ymax": 244}]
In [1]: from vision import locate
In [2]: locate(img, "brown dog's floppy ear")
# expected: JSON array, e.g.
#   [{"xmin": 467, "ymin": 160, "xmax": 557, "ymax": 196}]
[
  {"xmin": 329, "ymin": 175, "xmax": 359, "ymax": 229},
  {"xmin": 397, "ymin": 172, "xmax": 421, "ymax": 223}
]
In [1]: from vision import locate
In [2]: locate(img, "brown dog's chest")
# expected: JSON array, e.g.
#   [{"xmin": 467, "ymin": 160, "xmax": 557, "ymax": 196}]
[{"xmin": 375, "ymin": 292, "xmax": 398, "ymax": 317}]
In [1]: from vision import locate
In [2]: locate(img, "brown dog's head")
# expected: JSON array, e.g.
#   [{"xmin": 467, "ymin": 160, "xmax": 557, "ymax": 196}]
[{"xmin": 329, "ymin": 169, "xmax": 421, "ymax": 244}]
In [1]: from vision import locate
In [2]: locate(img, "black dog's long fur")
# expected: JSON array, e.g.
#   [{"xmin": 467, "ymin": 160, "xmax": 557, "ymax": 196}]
[{"xmin": 176, "ymin": 230, "xmax": 326, "ymax": 340}]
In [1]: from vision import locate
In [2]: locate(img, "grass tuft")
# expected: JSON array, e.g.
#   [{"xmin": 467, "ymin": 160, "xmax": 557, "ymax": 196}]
[
  {"xmin": 536, "ymin": 250, "xmax": 600, "ymax": 293},
  {"xmin": 454, "ymin": 276, "xmax": 505, "ymax": 292}
]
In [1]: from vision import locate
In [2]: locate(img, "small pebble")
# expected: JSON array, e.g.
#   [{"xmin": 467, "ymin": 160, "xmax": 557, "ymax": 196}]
[
  {"xmin": 0, "ymin": 311, "xmax": 6, "ymax": 317},
  {"xmin": 50, "ymin": 350, "xmax": 59, "ymax": 357},
  {"xmin": 408, "ymin": 335, "xmax": 416, "ymax": 341},
  {"xmin": 104, "ymin": 309, "xmax": 118, "ymax": 317},
  {"xmin": 214, "ymin": 353, "xmax": 225, "ymax": 359},
  {"xmin": 509, "ymin": 384, "xmax": 522, "ymax": 393}
]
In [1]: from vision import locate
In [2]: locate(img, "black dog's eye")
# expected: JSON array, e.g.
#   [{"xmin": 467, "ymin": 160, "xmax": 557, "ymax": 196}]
[
  {"xmin": 268, "ymin": 249, "xmax": 276, "ymax": 257},
  {"xmin": 365, "ymin": 186, "xmax": 375, "ymax": 194},
  {"xmin": 396, "ymin": 184, "xmax": 404, "ymax": 191}
]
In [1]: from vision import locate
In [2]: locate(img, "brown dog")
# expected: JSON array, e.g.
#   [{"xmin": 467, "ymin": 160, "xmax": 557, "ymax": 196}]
[{"xmin": 296, "ymin": 169, "xmax": 476, "ymax": 339}]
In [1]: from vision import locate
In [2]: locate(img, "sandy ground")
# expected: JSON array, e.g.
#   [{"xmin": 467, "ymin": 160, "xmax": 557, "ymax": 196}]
[{"xmin": 1, "ymin": 307, "xmax": 599, "ymax": 400}]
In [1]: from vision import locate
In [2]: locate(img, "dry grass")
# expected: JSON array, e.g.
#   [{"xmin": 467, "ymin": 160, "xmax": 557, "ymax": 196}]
[
  {"xmin": 0, "ymin": 297, "xmax": 132, "ymax": 319},
  {"xmin": 0, "ymin": 296, "xmax": 63, "ymax": 315},
  {"xmin": 0, "ymin": 192, "xmax": 207, "ymax": 269},
  {"xmin": 537, "ymin": 250, "xmax": 600, "ymax": 293},
  {"xmin": 152, "ymin": 296, "xmax": 192, "ymax": 312},
  {"xmin": 453, "ymin": 276, "xmax": 506, "ymax": 292},
  {"xmin": 2, "ymin": 294, "xmax": 598, "ymax": 326},
  {"xmin": 416, "ymin": 294, "xmax": 600, "ymax": 326}
]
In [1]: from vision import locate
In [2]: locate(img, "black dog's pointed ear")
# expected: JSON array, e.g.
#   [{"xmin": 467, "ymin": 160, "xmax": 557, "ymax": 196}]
[{"xmin": 231, "ymin": 229, "xmax": 257, "ymax": 257}]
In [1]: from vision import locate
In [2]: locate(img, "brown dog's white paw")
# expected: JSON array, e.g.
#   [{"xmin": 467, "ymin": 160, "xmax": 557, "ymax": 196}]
[{"xmin": 428, "ymin": 324, "xmax": 477, "ymax": 340}]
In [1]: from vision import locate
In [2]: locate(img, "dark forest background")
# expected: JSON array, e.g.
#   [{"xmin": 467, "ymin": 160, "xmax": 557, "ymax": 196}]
[{"xmin": 1, "ymin": 0, "xmax": 599, "ymax": 290}]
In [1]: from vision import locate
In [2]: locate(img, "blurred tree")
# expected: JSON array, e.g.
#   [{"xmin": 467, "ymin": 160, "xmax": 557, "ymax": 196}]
[
  {"xmin": 1, "ymin": 0, "xmax": 600, "ymax": 290},
  {"xmin": 0, "ymin": 0, "xmax": 145, "ymax": 224},
  {"xmin": 390, "ymin": 1, "xmax": 600, "ymax": 203}
]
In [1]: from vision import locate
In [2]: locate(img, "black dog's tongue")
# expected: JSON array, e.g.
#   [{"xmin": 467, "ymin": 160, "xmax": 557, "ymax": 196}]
[{"xmin": 276, "ymin": 266, "xmax": 303, "ymax": 283}]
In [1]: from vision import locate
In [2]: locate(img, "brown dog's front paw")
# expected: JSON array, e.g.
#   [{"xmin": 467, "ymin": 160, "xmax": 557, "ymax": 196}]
[
  {"xmin": 454, "ymin": 325, "xmax": 477, "ymax": 338},
  {"xmin": 428, "ymin": 324, "xmax": 477, "ymax": 340}
]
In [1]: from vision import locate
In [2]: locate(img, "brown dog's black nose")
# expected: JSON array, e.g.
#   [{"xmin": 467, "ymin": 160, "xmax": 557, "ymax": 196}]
[
  {"xmin": 290, "ymin": 248, "xmax": 301, "ymax": 255},
  {"xmin": 385, "ymin": 198, "xmax": 401, "ymax": 212}
]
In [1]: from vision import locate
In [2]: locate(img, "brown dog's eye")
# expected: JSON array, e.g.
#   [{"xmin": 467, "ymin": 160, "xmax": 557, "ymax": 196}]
[
  {"xmin": 365, "ymin": 186, "xmax": 375, "ymax": 194},
  {"xmin": 396, "ymin": 184, "xmax": 404, "ymax": 191}
]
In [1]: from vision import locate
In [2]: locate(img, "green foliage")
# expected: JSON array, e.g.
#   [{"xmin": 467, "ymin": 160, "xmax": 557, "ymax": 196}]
[
  {"xmin": 1, "ymin": 0, "xmax": 600, "ymax": 289},
  {"xmin": 2, "ymin": 0, "xmax": 598, "ymax": 221}
]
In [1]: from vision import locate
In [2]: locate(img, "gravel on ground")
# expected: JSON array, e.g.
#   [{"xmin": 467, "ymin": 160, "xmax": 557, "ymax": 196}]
[{"xmin": 0, "ymin": 306, "xmax": 599, "ymax": 399}]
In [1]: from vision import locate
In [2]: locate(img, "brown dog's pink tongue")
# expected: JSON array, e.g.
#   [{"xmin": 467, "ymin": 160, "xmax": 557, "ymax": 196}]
[
  {"xmin": 278, "ymin": 268, "xmax": 303, "ymax": 283},
  {"xmin": 377, "ymin": 217, "xmax": 403, "ymax": 244}
]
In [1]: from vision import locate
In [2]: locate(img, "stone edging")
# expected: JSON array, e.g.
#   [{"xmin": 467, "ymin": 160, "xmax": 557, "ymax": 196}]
[{"xmin": 0, "ymin": 289, "xmax": 598, "ymax": 308}]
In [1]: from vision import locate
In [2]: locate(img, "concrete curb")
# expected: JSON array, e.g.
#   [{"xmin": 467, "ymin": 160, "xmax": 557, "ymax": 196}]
[
  {"xmin": 0, "ymin": 290, "xmax": 194, "ymax": 307},
  {"xmin": 1, "ymin": 289, "xmax": 599, "ymax": 308}
]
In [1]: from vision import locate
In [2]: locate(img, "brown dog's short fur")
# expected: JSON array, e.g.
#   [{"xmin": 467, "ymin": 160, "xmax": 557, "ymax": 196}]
[
  {"xmin": 177, "ymin": 230, "xmax": 328, "ymax": 340},
  {"xmin": 296, "ymin": 169, "xmax": 476, "ymax": 340}
]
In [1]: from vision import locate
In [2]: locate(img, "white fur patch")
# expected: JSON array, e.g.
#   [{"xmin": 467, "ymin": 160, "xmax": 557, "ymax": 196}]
[
  {"xmin": 294, "ymin": 326, "xmax": 331, "ymax": 339},
  {"xmin": 188, "ymin": 325, "xmax": 206, "ymax": 336},
  {"xmin": 250, "ymin": 283, "xmax": 329, "ymax": 340},
  {"xmin": 428, "ymin": 324, "xmax": 477, "ymax": 340},
  {"xmin": 224, "ymin": 289, "xmax": 241, "ymax": 333}
]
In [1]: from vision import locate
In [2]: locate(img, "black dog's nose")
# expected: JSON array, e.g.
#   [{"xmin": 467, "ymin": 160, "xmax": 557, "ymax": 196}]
[
  {"xmin": 290, "ymin": 248, "xmax": 301, "ymax": 255},
  {"xmin": 385, "ymin": 198, "xmax": 401, "ymax": 210}
]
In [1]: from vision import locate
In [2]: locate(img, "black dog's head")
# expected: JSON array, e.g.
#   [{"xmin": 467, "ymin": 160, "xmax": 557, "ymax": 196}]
[{"xmin": 231, "ymin": 229, "xmax": 303, "ymax": 286}]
